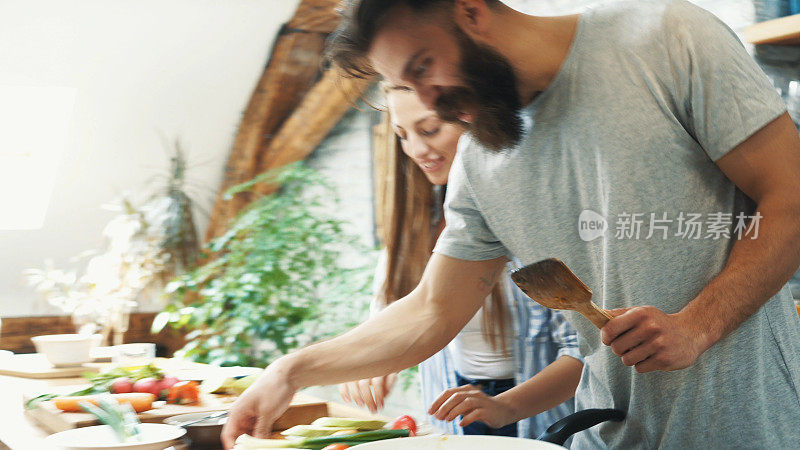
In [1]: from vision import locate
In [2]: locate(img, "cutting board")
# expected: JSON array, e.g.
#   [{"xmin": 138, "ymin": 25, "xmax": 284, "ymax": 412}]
[
  {"xmin": 744, "ymin": 13, "xmax": 800, "ymax": 45},
  {"xmin": 0, "ymin": 354, "xmax": 102, "ymax": 379},
  {"xmin": 24, "ymin": 392, "xmax": 329, "ymax": 434}
]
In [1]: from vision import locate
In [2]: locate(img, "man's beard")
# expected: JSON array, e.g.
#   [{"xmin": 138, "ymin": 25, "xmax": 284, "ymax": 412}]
[{"xmin": 435, "ymin": 27, "xmax": 524, "ymax": 151}]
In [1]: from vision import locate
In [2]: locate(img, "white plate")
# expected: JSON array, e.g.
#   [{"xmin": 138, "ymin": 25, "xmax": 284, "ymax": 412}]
[
  {"xmin": 355, "ymin": 435, "xmax": 564, "ymax": 450},
  {"xmin": 45, "ymin": 424, "xmax": 186, "ymax": 450}
]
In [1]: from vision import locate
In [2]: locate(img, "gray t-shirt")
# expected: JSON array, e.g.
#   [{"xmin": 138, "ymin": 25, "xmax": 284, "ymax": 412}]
[{"xmin": 433, "ymin": 1, "xmax": 800, "ymax": 448}]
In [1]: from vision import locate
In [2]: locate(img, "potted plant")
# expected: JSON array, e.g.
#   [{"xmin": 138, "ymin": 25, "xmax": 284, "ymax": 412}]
[{"xmin": 153, "ymin": 163, "xmax": 374, "ymax": 367}]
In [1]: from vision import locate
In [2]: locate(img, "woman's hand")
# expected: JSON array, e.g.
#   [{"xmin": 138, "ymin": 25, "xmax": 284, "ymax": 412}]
[
  {"xmin": 428, "ymin": 385, "xmax": 517, "ymax": 429},
  {"xmin": 338, "ymin": 373, "xmax": 398, "ymax": 413}
]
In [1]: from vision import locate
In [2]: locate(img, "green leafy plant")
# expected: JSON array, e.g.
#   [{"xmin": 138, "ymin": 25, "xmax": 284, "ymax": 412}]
[{"xmin": 153, "ymin": 163, "xmax": 374, "ymax": 367}]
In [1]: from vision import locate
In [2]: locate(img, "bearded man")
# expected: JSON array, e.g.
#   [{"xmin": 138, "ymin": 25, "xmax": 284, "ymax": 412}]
[{"xmin": 222, "ymin": 1, "xmax": 800, "ymax": 448}]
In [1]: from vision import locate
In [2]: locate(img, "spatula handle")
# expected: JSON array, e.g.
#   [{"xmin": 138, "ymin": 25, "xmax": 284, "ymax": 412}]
[{"xmin": 578, "ymin": 301, "xmax": 613, "ymax": 329}]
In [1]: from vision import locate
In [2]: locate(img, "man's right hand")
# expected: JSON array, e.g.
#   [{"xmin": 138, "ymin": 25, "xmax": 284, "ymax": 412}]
[
  {"xmin": 338, "ymin": 373, "xmax": 398, "ymax": 413},
  {"xmin": 221, "ymin": 362, "xmax": 296, "ymax": 449}
]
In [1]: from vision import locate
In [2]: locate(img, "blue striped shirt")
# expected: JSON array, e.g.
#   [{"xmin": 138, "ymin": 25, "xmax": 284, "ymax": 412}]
[{"xmin": 373, "ymin": 254, "xmax": 582, "ymax": 438}]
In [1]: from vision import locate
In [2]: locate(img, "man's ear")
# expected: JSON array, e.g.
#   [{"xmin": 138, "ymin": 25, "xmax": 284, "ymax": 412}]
[{"xmin": 453, "ymin": 0, "xmax": 493, "ymax": 41}]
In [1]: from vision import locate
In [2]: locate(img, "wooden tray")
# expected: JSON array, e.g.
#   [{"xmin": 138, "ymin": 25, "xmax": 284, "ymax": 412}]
[
  {"xmin": 24, "ymin": 392, "xmax": 328, "ymax": 434},
  {"xmin": 0, "ymin": 354, "xmax": 102, "ymax": 379}
]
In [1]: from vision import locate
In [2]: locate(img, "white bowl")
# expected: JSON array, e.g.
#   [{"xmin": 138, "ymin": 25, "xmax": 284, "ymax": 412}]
[
  {"xmin": 355, "ymin": 435, "xmax": 564, "ymax": 450},
  {"xmin": 31, "ymin": 334, "xmax": 95, "ymax": 367},
  {"xmin": 45, "ymin": 423, "xmax": 186, "ymax": 450}
]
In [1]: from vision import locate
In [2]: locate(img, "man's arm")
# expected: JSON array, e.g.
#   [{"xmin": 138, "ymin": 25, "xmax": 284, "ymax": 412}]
[
  {"xmin": 602, "ymin": 112, "xmax": 800, "ymax": 373},
  {"xmin": 427, "ymin": 355, "xmax": 583, "ymax": 428},
  {"xmin": 221, "ymin": 254, "xmax": 508, "ymax": 448}
]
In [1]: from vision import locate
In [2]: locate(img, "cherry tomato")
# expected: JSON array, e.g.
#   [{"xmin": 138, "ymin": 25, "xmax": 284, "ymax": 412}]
[
  {"xmin": 389, "ymin": 414, "xmax": 417, "ymax": 436},
  {"xmin": 167, "ymin": 380, "xmax": 200, "ymax": 405},
  {"xmin": 321, "ymin": 445, "xmax": 350, "ymax": 450}
]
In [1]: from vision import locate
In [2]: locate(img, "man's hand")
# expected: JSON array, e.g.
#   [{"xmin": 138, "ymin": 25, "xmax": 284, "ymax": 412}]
[
  {"xmin": 601, "ymin": 306, "xmax": 713, "ymax": 373},
  {"xmin": 427, "ymin": 385, "xmax": 516, "ymax": 429},
  {"xmin": 338, "ymin": 373, "xmax": 398, "ymax": 413},
  {"xmin": 221, "ymin": 363, "xmax": 296, "ymax": 449}
]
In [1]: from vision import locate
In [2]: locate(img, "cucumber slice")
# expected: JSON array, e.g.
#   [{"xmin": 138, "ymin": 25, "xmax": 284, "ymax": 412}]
[{"xmin": 310, "ymin": 417, "xmax": 387, "ymax": 430}]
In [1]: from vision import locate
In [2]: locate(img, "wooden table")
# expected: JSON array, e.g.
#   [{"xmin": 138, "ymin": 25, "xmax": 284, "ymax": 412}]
[{"xmin": 0, "ymin": 361, "xmax": 388, "ymax": 450}]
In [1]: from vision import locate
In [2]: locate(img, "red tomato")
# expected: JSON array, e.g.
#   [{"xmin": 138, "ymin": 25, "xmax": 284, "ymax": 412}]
[
  {"xmin": 167, "ymin": 380, "xmax": 200, "ymax": 405},
  {"xmin": 110, "ymin": 377, "xmax": 133, "ymax": 394},
  {"xmin": 132, "ymin": 377, "xmax": 161, "ymax": 396},
  {"xmin": 389, "ymin": 415, "xmax": 417, "ymax": 436},
  {"xmin": 321, "ymin": 445, "xmax": 350, "ymax": 450}
]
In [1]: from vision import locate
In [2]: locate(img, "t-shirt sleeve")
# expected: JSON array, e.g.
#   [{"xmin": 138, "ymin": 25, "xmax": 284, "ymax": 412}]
[
  {"xmin": 664, "ymin": 1, "xmax": 786, "ymax": 161},
  {"xmin": 433, "ymin": 149, "xmax": 510, "ymax": 261}
]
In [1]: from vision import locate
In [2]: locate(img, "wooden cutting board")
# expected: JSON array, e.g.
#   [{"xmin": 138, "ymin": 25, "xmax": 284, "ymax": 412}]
[
  {"xmin": 744, "ymin": 13, "xmax": 800, "ymax": 45},
  {"xmin": 0, "ymin": 354, "xmax": 102, "ymax": 379},
  {"xmin": 24, "ymin": 392, "xmax": 328, "ymax": 434}
]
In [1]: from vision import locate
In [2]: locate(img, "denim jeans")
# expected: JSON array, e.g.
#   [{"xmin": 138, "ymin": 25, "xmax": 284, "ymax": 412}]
[{"xmin": 454, "ymin": 372, "xmax": 518, "ymax": 437}]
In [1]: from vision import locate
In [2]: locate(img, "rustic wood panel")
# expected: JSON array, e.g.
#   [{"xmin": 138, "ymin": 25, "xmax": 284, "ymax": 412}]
[
  {"xmin": 0, "ymin": 314, "xmax": 185, "ymax": 356},
  {"xmin": 252, "ymin": 69, "xmax": 374, "ymax": 196},
  {"xmin": 204, "ymin": 30, "xmax": 327, "ymax": 241},
  {"xmin": 372, "ymin": 111, "xmax": 396, "ymax": 244},
  {"xmin": 288, "ymin": 0, "xmax": 343, "ymax": 33}
]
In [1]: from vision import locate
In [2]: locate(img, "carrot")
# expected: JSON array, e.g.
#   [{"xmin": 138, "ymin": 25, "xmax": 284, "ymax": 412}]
[{"xmin": 52, "ymin": 393, "xmax": 155, "ymax": 413}]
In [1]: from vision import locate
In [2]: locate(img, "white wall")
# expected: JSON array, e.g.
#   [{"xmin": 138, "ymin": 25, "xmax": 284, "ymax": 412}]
[{"xmin": 0, "ymin": 0, "xmax": 300, "ymax": 316}]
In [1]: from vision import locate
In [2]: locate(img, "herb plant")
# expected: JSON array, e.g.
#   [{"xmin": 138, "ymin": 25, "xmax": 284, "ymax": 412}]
[{"xmin": 153, "ymin": 163, "xmax": 373, "ymax": 367}]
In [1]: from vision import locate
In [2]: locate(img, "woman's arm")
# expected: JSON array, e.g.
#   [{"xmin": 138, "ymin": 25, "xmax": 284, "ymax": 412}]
[{"xmin": 427, "ymin": 355, "xmax": 583, "ymax": 428}]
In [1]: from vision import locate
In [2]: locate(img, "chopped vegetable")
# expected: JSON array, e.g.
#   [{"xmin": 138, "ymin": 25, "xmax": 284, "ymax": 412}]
[
  {"xmin": 167, "ymin": 380, "xmax": 200, "ymax": 405},
  {"xmin": 79, "ymin": 395, "xmax": 143, "ymax": 443},
  {"xmin": 231, "ymin": 374, "xmax": 259, "ymax": 395},
  {"xmin": 388, "ymin": 415, "xmax": 417, "ymax": 437},
  {"xmin": 330, "ymin": 430, "xmax": 358, "ymax": 436},
  {"xmin": 25, "ymin": 364, "xmax": 169, "ymax": 409},
  {"xmin": 53, "ymin": 393, "xmax": 155, "ymax": 413},
  {"xmin": 233, "ymin": 429, "xmax": 410, "ymax": 449},
  {"xmin": 309, "ymin": 417, "xmax": 386, "ymax": 430},
  {"xmin": 281, "ymin": 425, "xmax": 356, "ymax": 438},
  {"xmin": 321, "ymin": 445, "xmax": 351, "ymax": 450}
]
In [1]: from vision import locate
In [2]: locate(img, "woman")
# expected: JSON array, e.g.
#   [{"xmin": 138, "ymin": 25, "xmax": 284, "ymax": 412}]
[{"xmin": 339, "ymin": 85, "xmax": 582, "ymax": 438}]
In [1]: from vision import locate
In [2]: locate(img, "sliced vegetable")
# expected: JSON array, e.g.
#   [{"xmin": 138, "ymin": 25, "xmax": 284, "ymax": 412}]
[
  {"xmin": 388, "ymin": 415, "xmax": 417, "ymax": 436},
  {"xmin": 330, "ymin": 430, "xmax": 358, "ymax": 436},
  {"xmin": 52, "ymin": 393, "xmax": 155, "ymax": 413},
  {"xmin": 233, "ymin": 429, "xmax": 410, "ymax": 449},
  {"xmin": 280, "ymin": 425, "xmax": 355, "ymax": 438},
  {"xmin": 231, "ymin": 374, "xmax": 259, "ymax": 395},
  {"xmin": 167, "ymin": 380, "xmax": 200, "ymax": 405},
  {"xmin": 310, "ymin": 417, "xmax": 386, "ymax": 430},
  {"xmin": 321, "ymin": 445, "xmax": 351, "ymax": 450},
  {"xmin": 79, "ymin": 395, "xmax": 143, "ymax": 443}
]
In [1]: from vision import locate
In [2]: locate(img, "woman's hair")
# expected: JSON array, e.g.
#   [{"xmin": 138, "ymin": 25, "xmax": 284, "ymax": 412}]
[{"xmin": 376, "ymin": 83, "xmax": 509, "ymax": 352}]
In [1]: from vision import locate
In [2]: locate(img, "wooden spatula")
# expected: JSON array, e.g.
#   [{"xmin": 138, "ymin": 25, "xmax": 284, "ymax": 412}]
[{"xmin": 510, "ymin": 258, "xmax": 612, "ymax": 329}]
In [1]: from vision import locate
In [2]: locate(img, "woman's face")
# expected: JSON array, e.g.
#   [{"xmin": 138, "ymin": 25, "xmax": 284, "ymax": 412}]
[{"xmin": 387, "ymin": 89, "xmax": 463, "ymax": 186}]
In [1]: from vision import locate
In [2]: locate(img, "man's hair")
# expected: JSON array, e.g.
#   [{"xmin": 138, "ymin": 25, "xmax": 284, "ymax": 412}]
[{"xmin": 326, "ymin": 0, "xmax": 499, "ymax": 78}]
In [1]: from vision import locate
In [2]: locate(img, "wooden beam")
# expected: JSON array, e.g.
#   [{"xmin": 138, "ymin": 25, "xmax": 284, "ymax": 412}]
[
  {"xmin": 288, "ymin": 0, "xmax": 344, "ymax": 34},
  {"xmin": 205, "ymin": 0, "xmax": 345, "ymax": 242},
  {"xmin": 252, "ymin": 69, "xmax": 374, "ymax": 196},
  {"xmin": 204, "ymin": 30, "xmax": 327, "ymax": 241}
]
